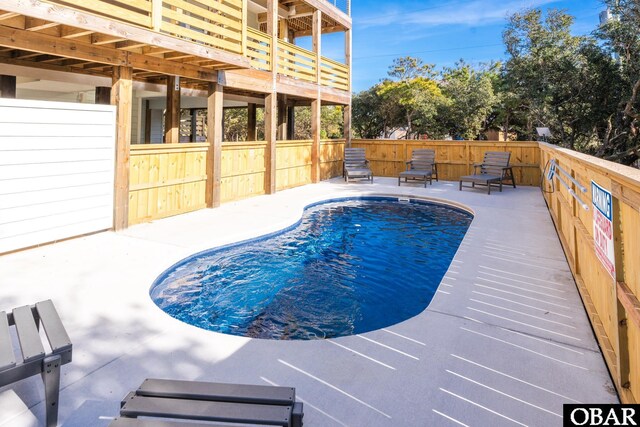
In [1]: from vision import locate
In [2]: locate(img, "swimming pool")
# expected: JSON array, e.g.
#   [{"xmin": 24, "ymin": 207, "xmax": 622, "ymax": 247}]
[{"xmin": 150, "ymin": 197, "xmax": 472, "ymax": 340}]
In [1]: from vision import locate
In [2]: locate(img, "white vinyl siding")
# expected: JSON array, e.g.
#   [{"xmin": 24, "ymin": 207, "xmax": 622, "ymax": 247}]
[{"xmin": 0, "ymin": 99, "xmax": 116, "ymax": 253}]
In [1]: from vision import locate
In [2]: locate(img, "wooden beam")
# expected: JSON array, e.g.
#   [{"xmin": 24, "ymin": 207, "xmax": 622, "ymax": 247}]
[
  {"xmin": 344, "ymin": 27, "xmax": 352, "ymax": 146},
  {"xmin": 111, "ymin": 65, "xmax": 133, "ymax": 231},
  {"xmin": 294, "ymin": 25, "xmax": 344, "ymax": 38},
  {"xmin": 0, "ymin": 73, "xmax": 15, "ymax": 98},
  {"xmin": 165, "ymin": 76, "xmax": 180, "ymax": 143},
  {"xmin": 60, "ymin": 26, "xmax": 93, "ymax": 39},
  {"xmin": 298, "ymin": 0, "xmax": 351, "ymax": 28},
  {"xmin": 0, "ymin": 0, "xmax": 250, "ymax": 69},
  {"xmin": 95, "ymin": 86, "xmax": 111, "ymax": 104},
  {"xmin": 25, "ymin": 17, "xmax": 60, "ymax": 32},
  {"xmin": 206, "ymin": 81, "xmax": 223, "ymax": 207},
  {"xmin": 311, "ymin": 97, "xmax": 320, "ymax": 183},
  {"xmin": 247, "ymin": 102, "xmax": 257, "ymax": 141},
  {"xmin": 265, "ymin": 92, "xmax": 277, "ymax": 194},
  {"xmin": 277, "ymin": 95, "xmax": 287, "ymax": 139},
  {"xmin": 0, "ymin": 25, "xmax": 218, "ymax": 81},
  {"xmin": 312, "ymin": 9, "xmax": 321, "ymax": 84}
]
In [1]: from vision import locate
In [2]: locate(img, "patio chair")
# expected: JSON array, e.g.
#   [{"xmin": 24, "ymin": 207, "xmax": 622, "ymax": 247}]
[
  {"xmin": 343, "ymin": 147, "xmax": 373, "ymax": 183},
  {"xmin": 0, "ymin": 300, "xmax": 72, "ymax": 427},
  {"xmin": 398, "ymin": 149, "xmax": 438, "ymax": 187},
  {"xmin": 110, "ymin": 378, "xmax": 303, "ymax": 427},
  {"xmin": 459, "ymin": 151, "xmax": 516, "ymax": 194}
]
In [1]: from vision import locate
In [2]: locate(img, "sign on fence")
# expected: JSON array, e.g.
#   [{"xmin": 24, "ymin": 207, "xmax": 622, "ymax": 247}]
[{"xmin": 591, "ymin": 181, "xmax": 615, "ymax": 279}]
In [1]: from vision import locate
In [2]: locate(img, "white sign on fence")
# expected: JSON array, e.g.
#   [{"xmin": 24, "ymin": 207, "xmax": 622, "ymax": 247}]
[{"xmin": 591, "ymin": 181, "xmax": 615, "ymax": 279}]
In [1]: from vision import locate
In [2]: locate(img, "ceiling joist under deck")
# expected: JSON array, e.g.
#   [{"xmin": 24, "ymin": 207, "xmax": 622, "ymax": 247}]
[
  {"xmin": 0, "ymin": 0, "xmax": 250, "ymax": 72},
  {"xmin": 0, "ymin": 24, "xmax": 228, "ymax": 82}
]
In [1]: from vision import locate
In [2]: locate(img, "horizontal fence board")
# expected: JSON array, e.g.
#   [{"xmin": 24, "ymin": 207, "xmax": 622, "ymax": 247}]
[
  {"xmin": 352, "ymin": 139, "xmax": 541, "ymax": 186},
  {"xmin": 129, "ymin": 144, "xmax": 207, "ymax": 225}
]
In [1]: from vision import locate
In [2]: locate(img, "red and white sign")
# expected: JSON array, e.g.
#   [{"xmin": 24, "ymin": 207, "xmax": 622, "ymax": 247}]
[{"xmin": 591, "ymin": 181, "xmax": 615, "ymax": 279}]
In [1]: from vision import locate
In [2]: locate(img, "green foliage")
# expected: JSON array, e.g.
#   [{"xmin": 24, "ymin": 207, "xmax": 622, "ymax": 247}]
[
  {"xmin": 294, "ymin": 106, "xmax": 344, "ymax": 140},
  {"xmin": 223, "ymin": 108, "xmax": 248, "ymax": 141},
  {"xmin": 439, "ymin": 61, "xmax": 498, "ymax": 140}
]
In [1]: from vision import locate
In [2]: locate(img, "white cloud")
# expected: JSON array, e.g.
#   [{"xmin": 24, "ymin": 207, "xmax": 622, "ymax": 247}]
[{"xmin": 358, "ymin": 0, "xmax": 560, "ymax": 28}]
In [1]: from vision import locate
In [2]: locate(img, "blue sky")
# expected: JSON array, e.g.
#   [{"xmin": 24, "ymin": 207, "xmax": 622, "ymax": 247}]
[{"xmin": 323, "ymin": 0, "xmax": 605, "ymax": 92}]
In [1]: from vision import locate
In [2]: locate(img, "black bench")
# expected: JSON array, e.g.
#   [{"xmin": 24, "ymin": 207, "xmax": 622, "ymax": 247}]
[
  {"xmin": 0, "ymin": 300, "xmax": 72, "ymax": 427},
  {"xmin": 111, "ymin": 378, "xmax": 304, "ymax": 427}
]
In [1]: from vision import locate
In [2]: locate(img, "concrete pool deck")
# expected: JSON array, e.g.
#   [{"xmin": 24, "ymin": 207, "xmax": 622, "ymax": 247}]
[{"xmin": 0, "ymin": 178, "xmax": 617, "ymax": 426}]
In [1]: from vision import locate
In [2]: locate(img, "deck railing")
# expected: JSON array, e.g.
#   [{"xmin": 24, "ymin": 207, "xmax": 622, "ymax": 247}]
[
  {"xmin": 320, "ymin": 57, "xmax": 349, "ymax": 91},
  {"xmin": 277, "ymin": 40, "xmax": 318, "ymax": 83},
  {"xmin": 245, "ymin": 28, "xmax": 272, "ymax": 71},
  {"xmin": 48, "ymin": 0, "xmax": 244, "ymax": 54}
]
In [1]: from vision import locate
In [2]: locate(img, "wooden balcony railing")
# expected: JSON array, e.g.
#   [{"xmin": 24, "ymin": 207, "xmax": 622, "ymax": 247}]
[
  {"xmin": 49, "ymin": 0, "xmax": 244, "ymax": 54},
  {"xmin": 246, "ymin": 28, "xmax": 272, "ymax": 71},
  {"xmin": 277, "ymin": 40, "xmax": 317, "ymax": 83},
  {"xmin": 320, "ymin": 57, "xmax": 349, "ymax": 91},
  {"xmin": 159, "ymin": 0, "xmax": 244, "ymax": 54}
]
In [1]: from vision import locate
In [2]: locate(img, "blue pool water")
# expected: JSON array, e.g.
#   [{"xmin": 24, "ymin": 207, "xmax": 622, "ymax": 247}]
[{"xmin": 150, "ymin": 197, "xmax": 472, "ymax": 340}]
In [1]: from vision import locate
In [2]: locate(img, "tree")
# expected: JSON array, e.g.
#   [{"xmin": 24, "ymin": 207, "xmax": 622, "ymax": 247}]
[
  {"xmin": 438, "ymin": 61, "xmax": 498, "ymax": 140},
  {"xmin": 223, "ymin": 108, "xmax": 248, "ymax": 141},
  {"xmin": 595, "ymin": 0, "xmax": 640, "ymax": 163},
  {"xmin": 293, "ymin": 106, "xmax": 344, "ymax": 140},
  {"xmin": 376, "ymin": 57, "xmax": 443, "ymax": 139},
  {"xmin": 352, "ymin": 88, "xmax": 385, "ymax": 139}
]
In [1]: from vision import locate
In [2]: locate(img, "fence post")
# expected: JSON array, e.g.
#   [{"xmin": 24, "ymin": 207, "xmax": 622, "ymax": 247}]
[{"xmin": 612, "ymin": 189, "xmax": 630, "ymax": 394}]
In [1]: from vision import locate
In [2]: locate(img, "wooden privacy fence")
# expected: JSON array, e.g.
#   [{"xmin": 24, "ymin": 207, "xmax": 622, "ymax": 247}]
[
  {"xmin": 129, "ymin": 143, "xmax": 208, "ymax": 225},
  {"xmin": 539, "ymin": 143, "xmax": 640, "ymax": 403},
  {"xmin": 221, "ymin": 141, "xmax": 267, "ymax": 203},
  {"xmin": 351, "ymin": 140, "xmax": 541, "ymax": 186}
]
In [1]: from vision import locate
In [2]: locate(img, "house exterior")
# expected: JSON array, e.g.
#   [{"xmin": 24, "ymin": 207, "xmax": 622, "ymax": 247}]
[{"xmin": 0, "ymin": 0, "xmax": 351, "ymax": 252}]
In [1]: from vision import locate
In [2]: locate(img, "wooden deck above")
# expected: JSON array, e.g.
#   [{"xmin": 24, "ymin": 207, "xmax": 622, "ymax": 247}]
[{"xmin": 0, "ymin": 0, "xmax": 350, "ymax": 94}]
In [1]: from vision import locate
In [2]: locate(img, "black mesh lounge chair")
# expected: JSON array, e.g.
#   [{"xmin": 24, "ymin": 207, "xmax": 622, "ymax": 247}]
[
  {"xmin": 111, "ymin": 378, "xmax": 304, "ymax": 427},
  {"xmin": 343, "ymin": 147, "xmax": 373, "ymax": 183},
  {"xmin": 459, "ymin": 151, "xmax": 516, "ymax": 194},
  {"xmin": 0, "ymin": 300, "xmax": 72, "ymax": 427},
  {"xmin": 398, "ymin": 149, "xmax": 438, "ymax": 187}
]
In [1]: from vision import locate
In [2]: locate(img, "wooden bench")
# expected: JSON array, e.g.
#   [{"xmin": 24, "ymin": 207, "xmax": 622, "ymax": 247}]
[
  {"xmin": 111, "ymin": 378, "xmax": 304, "ymax": 427},
  {"xmin": 0, "ymin": 300, "xmax": 72, "ymax": 427}
]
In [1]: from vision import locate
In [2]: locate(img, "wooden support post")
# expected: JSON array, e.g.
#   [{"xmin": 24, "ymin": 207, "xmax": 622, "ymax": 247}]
[
  {"xmin": 111, "ymin": 66, "xmax": 133, "ymax": 231},
  {"xmin": 287, "ymin": 105, "xmax": 295, "ymax": 140},
  {"xmin": 311, "ymin": 98, "xmax": 321, "ymax": 183},
  {"xmin": 247, "ymin": 103, "xmax": 257, "ymax": 141},
  {"xmin": 277, "ymin": 95, "xmax": 287, "ymax": 140},
  {"xmin": 311, "ymin": 9, "xmax": 322, "ymax": 182},
  {"xmin": 206, "ymin": 82, "xmax": 223, "ymax": 208},
  {"xmin": 312, "ymin": 10, "xmax": 321, "ymax": 85},
  {"xmin": 95, "ymin": 86, "xmax": 111, "ymax": 105},
  {"xmin": 343, "ymin": 104, "xmax": 351, "ymax": 147},
  {"xmin": 165, "ymin": 75, "xmax": 180, "ymax": 143},
  {"xmin": 265, "ymin": 93, "xmax": 277, "ymax": 193},
  {"xmin": 0, "ymin": 74, "xmax": 16, "ymax": 98},
  {"xmin": 266, "ymin": 0, "xmax": 278, "ymax": 193},
  {"xmin": 344, "ymin": 28, "xmax": 352, "ymax": 146}
]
